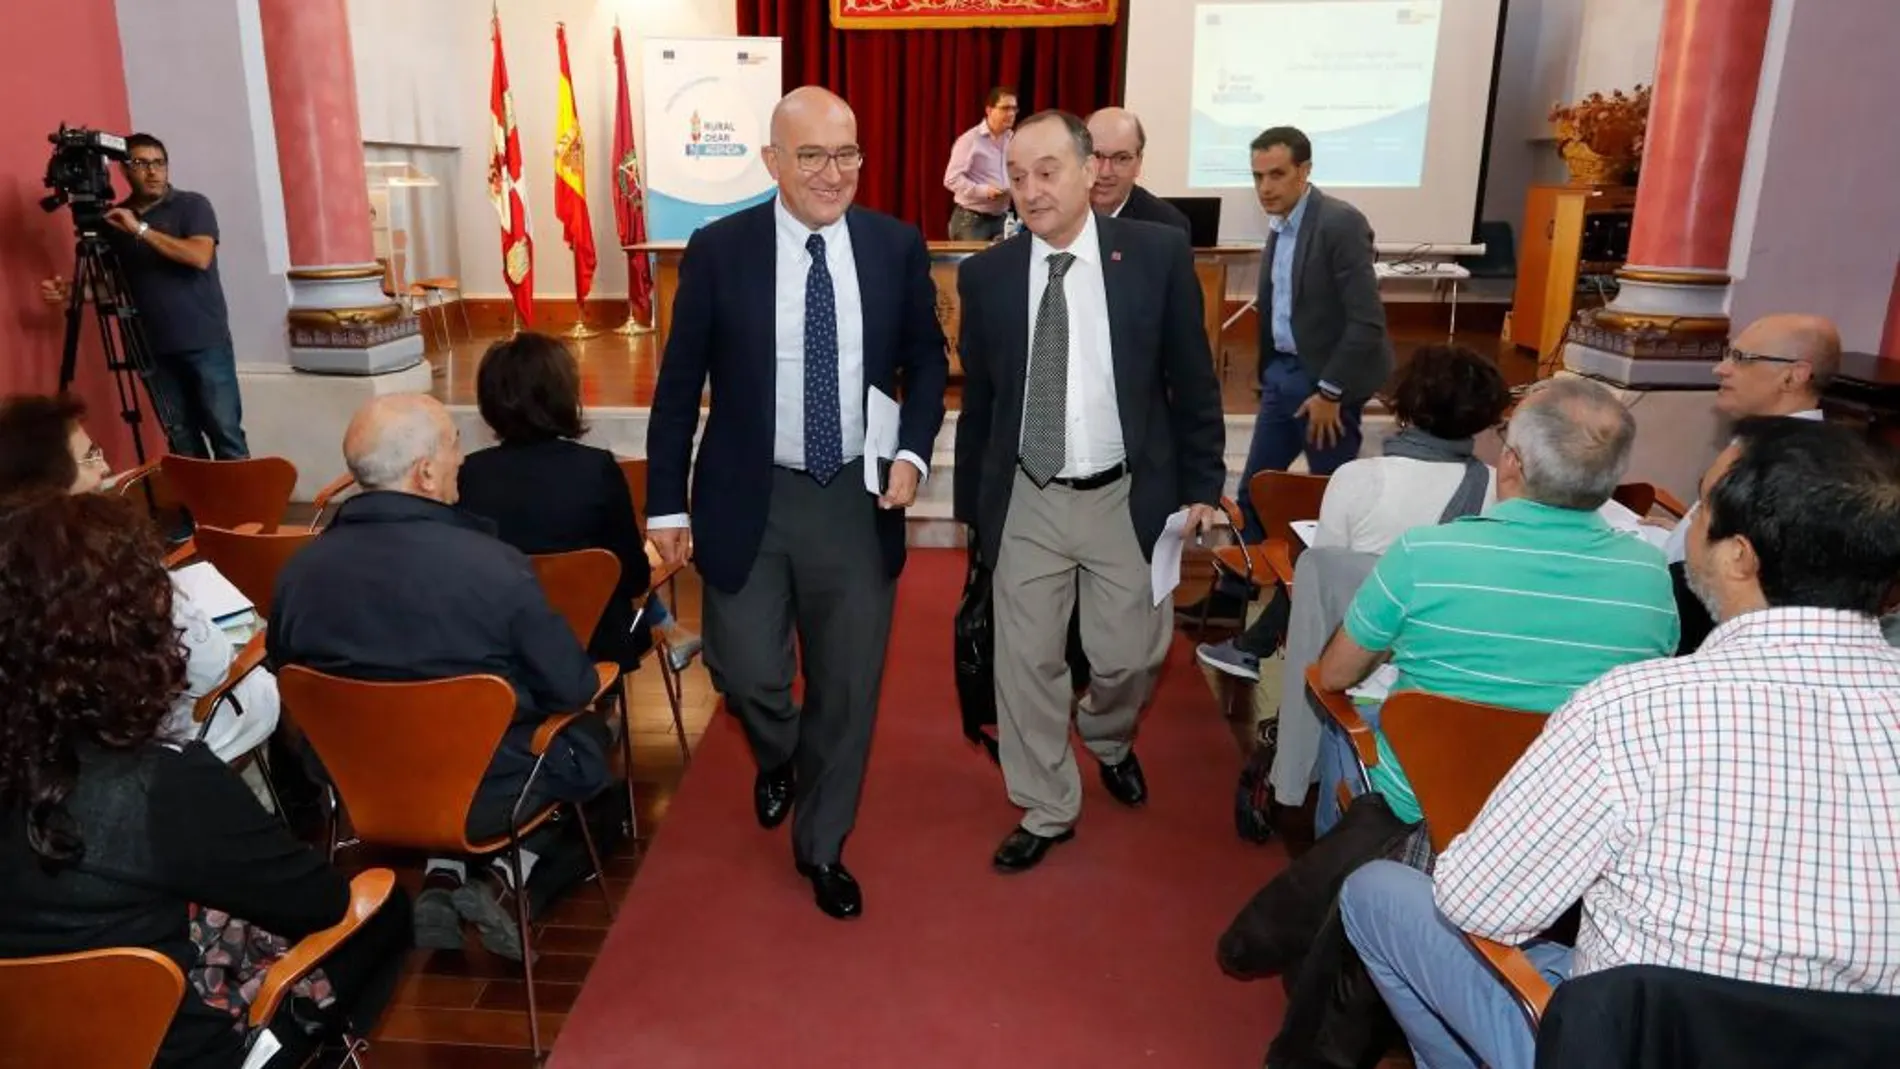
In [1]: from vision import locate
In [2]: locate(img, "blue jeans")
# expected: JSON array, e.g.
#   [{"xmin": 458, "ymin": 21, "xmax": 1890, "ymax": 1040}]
[
  {"xmin": 145, "ymin": 342, "xmax": 248, "ymax": 459},
  {"xmin": 1314, "ymin": 698, "xmax": 1380, "ymax": 837},
  {"xmin": 1340, "ymin": 861, "xmax": 1572, "ymax": 1069},
  {"xmin": 1237, "ymin": 354, "xmax": 1365, "ymax": 541}
]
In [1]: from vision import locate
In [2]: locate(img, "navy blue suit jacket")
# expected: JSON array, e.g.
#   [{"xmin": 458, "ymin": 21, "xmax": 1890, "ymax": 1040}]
[{"xmin": 645, "ymin": 200, "xmax": 950, "ymax": 594}]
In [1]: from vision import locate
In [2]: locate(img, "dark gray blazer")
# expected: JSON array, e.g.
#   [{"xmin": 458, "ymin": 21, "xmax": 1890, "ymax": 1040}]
[
  {"xmin": 1115, "ymin": 185, "xmax": 1192, "ymax": 239},
  {"xmin": 953, "ymin": 215, "xmax": 1227, "ymax": 567},
  {"xmin": 1260, "ymin": 186, "xmax": 1392, "ymax": 403}
]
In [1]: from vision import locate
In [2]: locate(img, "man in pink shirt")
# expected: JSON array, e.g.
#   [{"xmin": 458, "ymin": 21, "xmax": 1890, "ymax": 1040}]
[{"xmin": 943, "ymin": 86, "xmax": 1018, "ymax": 241}]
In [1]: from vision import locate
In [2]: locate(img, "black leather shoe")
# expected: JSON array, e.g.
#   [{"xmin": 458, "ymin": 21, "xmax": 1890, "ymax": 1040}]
[
  {"xmin": 754, "ymin": 761, "xmax": 795, "ymax": 829},
  {"xmin": 992, "ymin": 826, "xmax": 1075, "ymax": 873},
  {"xmin": 1100, "ymin": 751, "xmax": 1148, "ymax": 808},
  {"xmin": 794, "ymin": 861, "xmax": 863, "ymax": 919}
]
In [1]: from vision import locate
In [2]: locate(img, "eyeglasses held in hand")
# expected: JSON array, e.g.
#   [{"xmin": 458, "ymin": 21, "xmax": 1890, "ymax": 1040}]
[
  {"xmin": 787, "ymin": 145, "xmax": 864, "ymax": 174},
  {"xmin": 80, "ymin": 444, "xmax": 107, "ymax": 468}
]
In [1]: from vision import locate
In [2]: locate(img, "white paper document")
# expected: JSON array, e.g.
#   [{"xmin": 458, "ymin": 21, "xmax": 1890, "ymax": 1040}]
[
  {"xmin": 172, "ymin": 561, "xmax": 253, "ymax": 624},
  {"xmin": 1597, "ymin": 498, "xmax": 1673, "ymax": 550},
  {"xmin": 239, "ymin": 1029, "xmax": 282, "ymax": 1069},
  {"xmin": 1290, "ymin": 520, "xmax": 1319, "ymax": 548},
  {"xmin": 863, "ymin": 386, "xmax": 900, "ymax": 494},
  {"xmin": 1348, "ymin": 662, "xmax": 1401, "ymax": 704},
  {"xmin": 1151, "ymin": 507, "xmax": 1193, "ymax": 606}
]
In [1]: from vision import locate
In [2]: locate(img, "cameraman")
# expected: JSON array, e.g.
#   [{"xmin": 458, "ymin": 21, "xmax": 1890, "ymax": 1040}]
[{"xmin": 41, "ymin": 133, "xmax": 249, "ymax": 459}]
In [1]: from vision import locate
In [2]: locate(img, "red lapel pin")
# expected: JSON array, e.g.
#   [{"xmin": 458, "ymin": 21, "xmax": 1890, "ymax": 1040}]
[{"xmin": 1111, "ymin": 250, "xmax": 1122, "ymax": 262}]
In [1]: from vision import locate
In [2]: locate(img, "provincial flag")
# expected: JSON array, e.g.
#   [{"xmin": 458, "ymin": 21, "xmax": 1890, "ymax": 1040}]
[
  {"xmin": 488, "ymin": 9, "xmax": 534, "ymax": 325},
  {"xmin": 611, "ymin": 23, "xmax": 653, "ymax": 325}
]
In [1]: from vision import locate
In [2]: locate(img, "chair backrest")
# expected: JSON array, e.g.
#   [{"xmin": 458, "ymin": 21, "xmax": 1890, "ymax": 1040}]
[
  {"xmin": 617, "ymin": 456, "xmax": 649, "ymax": 522},
  {"xmin": 0, "ymin": 947, "xmax": 185, "ymax": 1067},
  {"xmin": 1611, "ymin": 482, "xmax": 1657, "ymax": 517},
  {"xmin": 531, "ymin": 549, "xmax": 622, "ymax": 646},
  {"xmin": 189, "ymin": 525, "xmax": 318, "ymax": 619},
  {"xmin": 160, "ymin": 455, "xmax": 299, "ymax": 532},
  {"xmin": 277, "ymin": 667, "xmax": 518, "ymax": 854},
  {"xmin": 1379, "ymin": 690, "xmax": 1549, "ymax": 854},
  {"xmin": 1248, "ymin": 471, "xmax": 1329, "ymax": 560}
]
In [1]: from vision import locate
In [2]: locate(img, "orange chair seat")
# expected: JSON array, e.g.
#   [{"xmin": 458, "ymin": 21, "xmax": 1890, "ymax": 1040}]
[{"xmin": 1212, "ymin": 538, "xmax": 1298, "ymax": 590}]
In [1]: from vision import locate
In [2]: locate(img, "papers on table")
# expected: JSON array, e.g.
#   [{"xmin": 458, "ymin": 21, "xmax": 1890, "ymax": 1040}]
[
  {"xmin": 1151, "ymin": 507, "xmax": 1193, "ymax": 606},
  {"xmin": 1290, "ymin": 520, "xmax": 1319, "ymax": 548},
  {"xmin": 172, "ymin": 561, "xmax": 255, "ymax": 630},
  {"xmin": 864, "ymin": 386, "xmax": 900, "ymax": 494}
]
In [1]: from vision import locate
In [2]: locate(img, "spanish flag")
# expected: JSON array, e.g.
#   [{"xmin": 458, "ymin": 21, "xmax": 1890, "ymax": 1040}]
[{"xmin": 554, "ymin": 23, "xmax": 597, "ymax": 303}]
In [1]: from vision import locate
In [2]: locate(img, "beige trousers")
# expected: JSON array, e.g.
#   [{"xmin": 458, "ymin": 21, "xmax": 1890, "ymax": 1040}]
[{"xmin": 993, "ymin": 468, "xmax": 1171, "ymax": 836}]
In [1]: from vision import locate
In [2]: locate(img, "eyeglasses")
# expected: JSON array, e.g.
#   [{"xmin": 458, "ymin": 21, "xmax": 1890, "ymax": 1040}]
[
  {"xmin": 125, "ymin": 159, "xmax": 168, "ymax": 173},
  {"xmin": 79, "ymin": 443, "xmax": 107, "ymax": 468},
  {"xmin": 1719, "ymin": 346, "xmax": 1801, "ymax": 367},
  {"xmin": 1092, "ymin": 151, "xmax": 1140, "ymax": 170},
  {"xmin": 783, "ymin": 145, "xmax": 864, "ymax": 174}
]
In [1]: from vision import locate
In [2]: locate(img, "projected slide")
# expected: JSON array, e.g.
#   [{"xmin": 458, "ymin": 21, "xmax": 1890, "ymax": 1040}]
[{"xmin": 1189, "ymin": 1, "xmax": 1443, "ymax": 188}]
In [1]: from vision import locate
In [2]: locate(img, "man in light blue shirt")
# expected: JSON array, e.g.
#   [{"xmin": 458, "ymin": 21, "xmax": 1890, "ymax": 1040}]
[{"xmin": 1185, "ymin": 126, "xmax": 1392, "ymax": 623}]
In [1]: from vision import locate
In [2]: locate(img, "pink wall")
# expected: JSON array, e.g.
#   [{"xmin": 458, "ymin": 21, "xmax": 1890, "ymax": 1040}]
[
  {"xmin": 0, "ymin": 0, "xmax": 151, "ymax": 462},
  {"xmin": 1729, "ymin": 0, "xmax": 1900, "ymax": 356}
]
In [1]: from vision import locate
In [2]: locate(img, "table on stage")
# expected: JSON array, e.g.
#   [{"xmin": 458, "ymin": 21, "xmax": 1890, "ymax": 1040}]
[{"xmin": 625, "ymin": 240, "xmax": 1263, "ymax": 374}]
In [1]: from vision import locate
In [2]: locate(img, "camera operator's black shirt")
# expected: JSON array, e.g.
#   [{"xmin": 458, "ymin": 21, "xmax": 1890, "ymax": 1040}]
[{"xmin": 108, "ymin": 188, "xmax": 232, "ymax": 357}]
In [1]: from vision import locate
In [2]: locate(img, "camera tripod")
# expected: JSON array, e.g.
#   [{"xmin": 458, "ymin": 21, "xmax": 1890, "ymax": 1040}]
[{"xmin": 55, "ymin": 225, "xmax": 178, "ymax": 468}]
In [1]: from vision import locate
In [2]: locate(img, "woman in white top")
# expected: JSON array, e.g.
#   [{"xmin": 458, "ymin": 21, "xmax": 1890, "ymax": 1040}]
[
  {"xmin": 1198, "ymin": 344, "xmax": 1512, "ymax": 679},
  {"xmin": 0, "ymin": 394, "xmax": 281, "ymax": 764}
]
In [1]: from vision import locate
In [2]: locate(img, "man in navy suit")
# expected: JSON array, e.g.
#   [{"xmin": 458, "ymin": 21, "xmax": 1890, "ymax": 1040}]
[{"xmin": 645, "ymin": 86, "xmax": 948, "ymax": 919}]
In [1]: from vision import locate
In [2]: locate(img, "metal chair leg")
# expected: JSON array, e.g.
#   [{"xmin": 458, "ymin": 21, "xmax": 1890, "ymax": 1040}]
[
  {"xmin": 616, "ymin": 680, "xmax": 640, "ymax": 843},
  {"xmin": 454, "ymin": 289, "xmax": 473, "ymax": 341},
  {"xmin": 251, "ymin": 743, "xmax": 285, "ymax": 818},
  {"xmin": 657, "ymin": 649, "xmax": 691, "ymax": 764},
  {"xmin": 324, "ymin": 785, "xmax": 341, "ymax": 865},
  {"xmin": 573, "ymin": 800, "xmax": 616, "ymax": 918},
  {"xmin": 507, "ymin": 835, "xmax": 542, "ymax": 1062}
]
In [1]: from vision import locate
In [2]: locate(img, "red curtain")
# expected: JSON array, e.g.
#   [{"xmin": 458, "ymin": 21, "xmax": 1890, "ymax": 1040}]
[{"xmin": 738, "ymin": 1, "xmax": 1128, "ymax": 239}]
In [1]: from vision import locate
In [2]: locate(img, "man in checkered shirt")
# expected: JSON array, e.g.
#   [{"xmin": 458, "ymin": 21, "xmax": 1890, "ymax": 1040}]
[{"xmin": 1336, "ymin": 417, "xmax": 1900, "ymax": 1069}]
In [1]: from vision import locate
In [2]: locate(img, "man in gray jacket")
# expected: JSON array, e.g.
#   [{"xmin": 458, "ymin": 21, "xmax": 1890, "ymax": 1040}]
[{"xmin": 1185, "ymin": 126, "xmax": 1392, "ymax": 623}]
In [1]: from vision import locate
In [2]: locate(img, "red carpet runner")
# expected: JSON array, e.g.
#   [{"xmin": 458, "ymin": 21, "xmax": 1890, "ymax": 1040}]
[{"xmin": 554, "ymin": 549, "xmax": 1289, "ymax": 1067}]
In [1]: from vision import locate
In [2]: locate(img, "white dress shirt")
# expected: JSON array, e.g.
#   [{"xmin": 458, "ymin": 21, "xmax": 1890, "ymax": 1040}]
[
  {"xmin": 1020, "ymin": 211, "xmax": 1124, "ymax": 479},
  {"xmin": 1663, "ymin": 407, "xmax": 1824, "ymax": 563},
  {"xmin": 648, "ymin": 197, "xmax": 923, "ymax": 531}
]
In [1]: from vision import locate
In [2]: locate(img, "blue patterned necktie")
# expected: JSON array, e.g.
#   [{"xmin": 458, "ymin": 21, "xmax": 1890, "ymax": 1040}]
[{"xmin": 803, "ymin": 231, "xmax": 843, "ymax": 485}]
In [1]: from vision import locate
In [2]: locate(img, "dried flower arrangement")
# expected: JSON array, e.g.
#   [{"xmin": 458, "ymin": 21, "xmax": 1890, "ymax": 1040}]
[{"xmin": 1549, "ymin": 84, "xmax": 1652, "ymax": 185}]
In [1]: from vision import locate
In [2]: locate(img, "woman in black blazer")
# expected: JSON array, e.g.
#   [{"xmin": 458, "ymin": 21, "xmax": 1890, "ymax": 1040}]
[{"xmin": 458, "ymin": 332, "xmax": 683, "ymax": 670}]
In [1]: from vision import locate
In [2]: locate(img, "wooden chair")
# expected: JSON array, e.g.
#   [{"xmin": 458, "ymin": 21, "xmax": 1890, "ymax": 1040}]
[
  {"xmin": 530, "ymin": 549, "xmax": 644, "ymax": 829},
  {"xmin": 0, "ymin": 869, "xmax": 397, "ymax": 1069},
  {"xmin": 276, "ymin": 668, "xmax": 617, "ymax": 1061},
  {"xmin": 1612, "ymin": 481, "xmax": 1690, "ymax": 522},
  {"xmin": 191, "ymin": 630, "xmax": 282, "ymax": 813},
  {"xmin": 1200, "ymin": 471, "xmax": 1329, "ymax": 632},
  {"xmin": 414, "ymin": 276, "xmax": 472, "ymax": 343},
  {"xmin": 617, "ymin": 456, "xmax": 694, "ymax": 758},
  {"xmin": 310, "ymin": 473, "xmax": 358, "ymax": 527},
  {"xmin": 189, "ymin": 524, "xmax": 318, "ymax": 620},
  {"xmin": 1304, "ymin": 663, "xmax": 1558, "ymax": 1028},
  {"xmin": 156, "ymin": 454, "xmax": 299, "ymax": 532}
]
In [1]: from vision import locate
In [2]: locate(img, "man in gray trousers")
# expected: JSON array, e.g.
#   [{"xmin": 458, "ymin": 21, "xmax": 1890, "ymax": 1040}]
[{"xmin": 955, "ymin": 110, "xmax": 1226, "ymax": 873}]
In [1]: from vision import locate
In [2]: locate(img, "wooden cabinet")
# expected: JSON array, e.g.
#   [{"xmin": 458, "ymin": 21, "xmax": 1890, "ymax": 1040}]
[{"xmin": 1509, "ymin": 184, "xmax": 1636, "ymax": 357}]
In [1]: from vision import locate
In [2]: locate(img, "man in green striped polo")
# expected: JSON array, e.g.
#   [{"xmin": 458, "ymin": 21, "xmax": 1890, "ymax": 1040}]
[{"xmin": 1314, "ymin": 376, "xmax": 1679, "ymax": 833}]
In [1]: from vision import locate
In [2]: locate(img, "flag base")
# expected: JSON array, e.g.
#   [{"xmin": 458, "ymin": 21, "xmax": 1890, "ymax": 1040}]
[
  {"xmin": 613, "ymin": 315, "xmax": 655, "ymax": 336},
  {"xmin": 566, "ymin": 322, "xmax": 602, "ymax": 340}
]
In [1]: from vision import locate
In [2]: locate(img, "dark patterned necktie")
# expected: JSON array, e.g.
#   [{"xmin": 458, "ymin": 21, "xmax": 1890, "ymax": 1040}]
[
  {"xmin": 803, "ymin": 231, "xmax": 843, "ymax": 485},
  {"xmin": 1020, "ymin": 252, "xmax": 1076, "ymax": 487}
]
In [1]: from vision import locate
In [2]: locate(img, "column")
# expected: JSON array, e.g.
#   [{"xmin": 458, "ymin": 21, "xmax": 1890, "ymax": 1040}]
[
  {"xmin": 1564, "ymin": 0, "xmax": 1775, "ymax": 387},
  {"xmin": 258, "ymin": 0, "xmax": 420, "ymax": 375}
]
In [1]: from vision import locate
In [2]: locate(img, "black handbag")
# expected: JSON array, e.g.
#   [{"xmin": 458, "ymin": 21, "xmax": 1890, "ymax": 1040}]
[{"xmin": 953, "ymin": 534, "xmax": 1093, "ymax": 764}]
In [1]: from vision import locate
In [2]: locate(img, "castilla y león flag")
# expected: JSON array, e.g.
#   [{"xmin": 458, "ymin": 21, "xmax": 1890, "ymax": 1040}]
[
  {"xmin": 488, "ymin": 9, "xmax": 534, "ymax": 325},
  {"xmin": 611, "ymin": 23, "xmax": 653, "ymax": 325},
  {"xmin": 554, "ymin": 24, "xmax": 597, "ymax": 303}
]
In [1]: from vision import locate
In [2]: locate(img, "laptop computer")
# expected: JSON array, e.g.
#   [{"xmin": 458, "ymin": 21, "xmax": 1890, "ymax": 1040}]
[{"xmin": 1164, "ymin": 196, "xmax": 1222, "ymax": 247}]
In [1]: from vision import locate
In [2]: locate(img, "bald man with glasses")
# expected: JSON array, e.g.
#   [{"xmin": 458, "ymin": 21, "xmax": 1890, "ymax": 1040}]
[
  {"xmin": 646, "ymin": 86, "xmax": 948, "ymax": 920},
  {"xmin": 1663, "ymin": 313, "xmax": 1840, "ymax": 650},
  {"xmin": 1084, "ymin": 108, "xmax": 1191, "ymax": 239}
]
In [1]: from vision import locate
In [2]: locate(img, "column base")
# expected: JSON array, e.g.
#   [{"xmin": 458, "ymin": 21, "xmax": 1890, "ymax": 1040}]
[
  {"xmin": 237, "ymin": 360, "xmax": 434, "ymax": 500},
  {"xmin": 1562, "ymin": 266, "xmax": 1732, "ymax": 388},
  {"xmin": 286, "ymin": 263, "xmax": 425, "ymax": 375}
]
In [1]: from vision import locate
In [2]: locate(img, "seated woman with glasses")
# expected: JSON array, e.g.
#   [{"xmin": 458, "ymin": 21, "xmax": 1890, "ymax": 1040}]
[
  {"xmin": 0, "ymin": 394, "xmax": 281, "ymax": 767},
  {"xmin": 1197, "ymin": 344, "xmax": 1512, "ymax": 682},
  {"xmin": 458, "ymin": 331, "xmax": 700, "ymax": 671},
  {"xmin": 0, "ymin": 492, "xmax": 408, "ymax": 1068}
]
